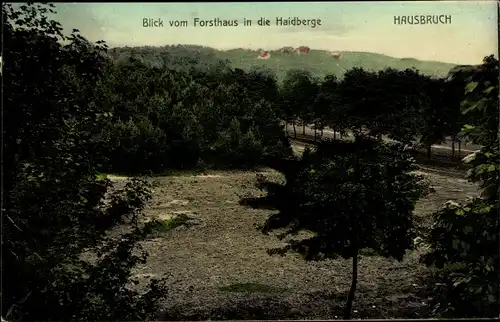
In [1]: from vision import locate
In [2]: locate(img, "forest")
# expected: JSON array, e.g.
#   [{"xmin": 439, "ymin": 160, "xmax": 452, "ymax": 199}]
[{"xmin": 3, "ymin": 3, "xmax": 499, "ymax": 321}]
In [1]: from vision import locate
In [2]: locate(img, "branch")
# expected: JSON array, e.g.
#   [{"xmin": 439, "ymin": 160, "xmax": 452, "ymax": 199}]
[{"xmin": 5, "ymin": 291, "xmax": 32, "ymax": 319}]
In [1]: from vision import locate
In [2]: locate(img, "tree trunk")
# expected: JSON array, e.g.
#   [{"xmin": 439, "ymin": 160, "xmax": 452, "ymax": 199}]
[
  {"xmin": 427, "ymin": 145, "xmax": 432, "ymax": 160},
  {"xmin": 285, "ymin": 122, "xmax": 288, "ymax": 134},
  {"xmin": 320, "ymin": 128, "xmax": 324, "ymax": 137},
  {"xmin": 314, "ymin": 122, "xmax": 317, "ymax": 141},
  {"xmin": 292, "ymin": 121, "xmax": 296, "ymax": 138},
  {"xmin": 333, "ymin": 128, "xmax": 337, "ymax": 141},
  {"xmin": 344, "ymin": 250, "xmax": 359, "ymax": 319},
  {"xmin": 302, "ymin": 124, "xmax": 306, "ymax": 135},
  {"xmin": 458, "ymin": 140, "xmax": 462, "ymax": 157},
  {"xmin": 451, "ymin": 135, "xmax": 456, "ymax": 157}
]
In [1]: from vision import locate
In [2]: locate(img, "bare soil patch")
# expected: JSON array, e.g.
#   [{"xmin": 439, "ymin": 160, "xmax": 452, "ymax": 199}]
[{"xmin": 116, "ymin": 167, "xmax": 479, "ymax": 320}]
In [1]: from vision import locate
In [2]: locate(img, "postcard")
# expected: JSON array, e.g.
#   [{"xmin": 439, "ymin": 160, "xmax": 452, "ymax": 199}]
[{"xmin": 3, "ymin": 2, "xmax": 498, "ymax": 321}]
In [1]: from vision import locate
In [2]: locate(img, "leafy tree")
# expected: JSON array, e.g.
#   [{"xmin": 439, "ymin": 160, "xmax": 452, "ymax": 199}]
[
  {"xmin": 338, "ymin": 67, "xmax": 435, "ymax": 146},
  {"xmin": 281, "ymin": 69, "xmax": 319, "ymax": 137},
  {"xmin": 314, "ymin": 75, "xmax": 347, "ymax": 140},
  {"xmin": 240, "ymin": 137, "xmax": 429, "ymax": 319},
  {"xmin": 96, "ymin": 53, "xmax": 290, "ymax": 172},
  {"xmin": 2, "ymin": 3, "xmax": 167, "ymax": 320},
  {"xmin": 418, "ymin": 77, "xmax": 448, "ymax": 159},
  {"xmin": 421, "ymin": 55, "xmax": 499, "ymax": 317},
  {"xmin": 337, "ymin": 67, "xmax": 374, "ymax": 133},
  {"xmin": 245, "ymin": 67, "xmax": 282, "ymax": 105},
  {"xmin": 108, "ymin": 44, "xmax": 225, "ymax": 73},
  {"xmin": 371, "ymin": 68, "xmax": 429, "ymax": 145},
  {"xmin": 443, "ymin": 70, "xmax": 469, "ymax": 157}
]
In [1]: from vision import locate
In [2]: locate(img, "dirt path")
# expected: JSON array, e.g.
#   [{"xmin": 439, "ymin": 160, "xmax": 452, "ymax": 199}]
[{"xmin": 287, "ymin": 124, "xmax": 481, "ymax": 154}]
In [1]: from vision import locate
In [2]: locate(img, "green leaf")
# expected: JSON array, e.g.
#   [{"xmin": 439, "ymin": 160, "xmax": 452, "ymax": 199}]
[
  {"xmin": 461, "ymin": 124, "xmax": 475, "ymax": 131},
  {"xmin": 483, "ymin": 86, "xmax": 495, "ymax": 95},
  {"xmin": 464, "ymin": 81, "xmax": 478, "ymax": 94},
  {"xmin": 462, "ymin": 100, "xmax": 481, "ymax": 115}
]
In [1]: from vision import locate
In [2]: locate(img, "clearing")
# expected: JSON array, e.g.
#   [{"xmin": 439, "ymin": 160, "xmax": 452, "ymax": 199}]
[{"xmin": 110, "ymin": 164, "xmax": 479, "ymax": 320}]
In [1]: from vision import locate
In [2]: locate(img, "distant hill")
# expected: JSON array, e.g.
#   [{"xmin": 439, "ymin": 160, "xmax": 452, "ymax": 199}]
[{"xmin": 108, "ymin": 45, "xmax": 457, "ymax": 81}]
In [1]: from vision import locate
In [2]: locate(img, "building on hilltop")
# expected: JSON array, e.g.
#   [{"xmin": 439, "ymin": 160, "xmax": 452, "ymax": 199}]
[
  {"xmin": 257, "ymin": 51, "xmax": 270, "ymax": 60},
  {"xmin": 331, "ymin": 52, "xmax": 342, "ymax": 60},
  {"xmin": 279, "ymin": 46, "xmax": 295, "ymax": 54},
  {"xmin": 295, "ymin": 46, "xmax": 310, "ymax": 55}
]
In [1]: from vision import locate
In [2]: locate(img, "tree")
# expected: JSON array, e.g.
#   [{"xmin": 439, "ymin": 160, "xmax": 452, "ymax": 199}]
[
  {"xmin": 372, "ymin": 68, "xmax": 429, "ymax": 145},
  {"xmin": 443, "ymin": 70, "xmax": 469, "ymax": 157},
  {"xmin": 418, "ymin": 77, "xmax": 448, "ymax": 159},
  {"xmin": 281, "ymin": 69, "xmax": 319, "ymax": 137},
  {"xmin": 337, "ymin": 67, "xmax": 375, "ymax": 134},
  {"xmin": 240, "ymin": 136, "xmax": 429, "ymax": 319},
  {"xmin": 2, "ymin": 3, "xmax": 167, "ymax": 320},
  {"xmin": 314, "ymin": 75, "xmax": 346, "ymax": 140},
  {"xmin": 94, "ymin": 52, "xmax": 291, "ymax": 172},
  {"xmin": 421, "ymin": 55, "xmax": 499, "ymax": 318}
]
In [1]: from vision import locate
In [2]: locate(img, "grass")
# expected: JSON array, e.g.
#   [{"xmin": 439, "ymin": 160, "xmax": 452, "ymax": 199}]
[
  {"xmin": 150, "ymin": 213, "xmax": 195, "ymax": 234},
  {"xmin": 96, "ymin": 173, "xmax": 108, "ymax": 180},
  {"xmin": 126, "ymin": 166, "xmax": 479, "ymax": 320},
  {"xmin": 219, "ymin": 282, "xmax": 287, "ymax": 295}
]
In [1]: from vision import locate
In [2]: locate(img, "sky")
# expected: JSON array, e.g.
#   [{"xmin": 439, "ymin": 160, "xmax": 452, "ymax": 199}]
[{"xmin": 42, "ymin": 1, "xmax": 498, "ymax": 65}]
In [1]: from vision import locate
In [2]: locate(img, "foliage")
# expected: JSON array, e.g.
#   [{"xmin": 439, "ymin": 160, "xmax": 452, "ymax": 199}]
[
  {"xmin": 3, "ymin": 2, "xmax": 497, "ymax": 320},
  {"xmin": 281, "ymin": 69, "xmax": 319, "ymax": 136},
  {"xmin": 96, "ymin": 54, "xmax": 292, "ymax": 173},
  {"xmin": 110, "ymin": 46, "xmax": 456, "ymax": 81},
  {"xmin": 313, "ymin": 74, "xmax": 347, "ymax": 139},
  {"xmin": 421, "ymin": 55, "xmax": 499, "ymax": 318},
  {"xmin": 2, "ymin": 3, "xmax": 167, "ymax": 320},
  {"xmin": 48, "ymin": 32, "xmax": 474, "ymax": 175},
  {"xmin": 338, "ymin": 68, "xmax": 431, "ymax": 143},
  {"xmin": 105, "ymin": 45, "xmax": 471, "ymax": 164},
  {"xmin": 241, "ymin": 136, "xmax": 430, "ymax": 318},
  {"xmin": 418, "ymin": 77, "xmax": 449, "ymax": 157}
]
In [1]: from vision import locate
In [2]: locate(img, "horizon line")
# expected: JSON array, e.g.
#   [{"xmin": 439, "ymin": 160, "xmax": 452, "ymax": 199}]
[{"xmin": 106, "ymin": 43, "xmax": 491, "ymax": 66}]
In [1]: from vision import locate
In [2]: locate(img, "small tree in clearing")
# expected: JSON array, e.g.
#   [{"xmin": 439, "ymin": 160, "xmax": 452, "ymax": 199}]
[{"xmin": 240, "ymin": 136, "xmax": 429, "ymax": 319}]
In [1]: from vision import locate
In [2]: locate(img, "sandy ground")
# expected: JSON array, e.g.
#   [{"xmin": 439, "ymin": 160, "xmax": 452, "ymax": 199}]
[{"xmin": 108, "ymin": 161, "xmax": 479, "ymax": 320}]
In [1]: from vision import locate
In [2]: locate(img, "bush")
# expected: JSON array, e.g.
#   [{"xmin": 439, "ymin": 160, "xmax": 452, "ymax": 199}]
[
  {"xmin": 2, "ymin": 3, "xmax": 167, "ymax": 320},
  {"xmin": 421, "ymin": 55, "xmax": 499, "ymax": 318}
]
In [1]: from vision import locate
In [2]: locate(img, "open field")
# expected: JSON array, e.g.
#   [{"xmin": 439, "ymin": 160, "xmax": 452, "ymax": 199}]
[{"xmin": 109, "ymin": 163, "xmax": 479, "ymax": 320}]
